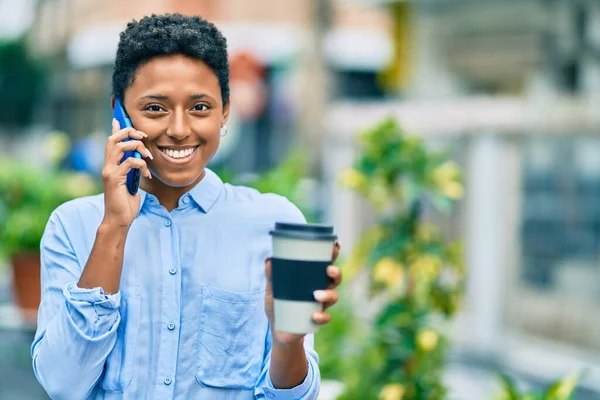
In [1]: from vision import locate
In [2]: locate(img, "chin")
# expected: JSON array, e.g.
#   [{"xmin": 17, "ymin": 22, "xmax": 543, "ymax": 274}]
[{"xmin": 153, "ymin": 170, "xmax": 205, "ymax": 188}]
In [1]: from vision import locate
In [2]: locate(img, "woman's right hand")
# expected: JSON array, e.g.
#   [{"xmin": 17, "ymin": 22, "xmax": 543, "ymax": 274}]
[{"xmin": 101, "ymin": 118, "xmax": 153, "ymax": 228}]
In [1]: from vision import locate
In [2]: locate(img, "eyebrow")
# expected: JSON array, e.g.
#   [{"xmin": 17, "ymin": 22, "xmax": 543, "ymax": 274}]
[
  {"xmin": 141, "ymin": 94, "xmax": 169, "ymax": 100},
  {"xmin": 141, "ymin": 94, "xmax": 210, "ymax": 100}
]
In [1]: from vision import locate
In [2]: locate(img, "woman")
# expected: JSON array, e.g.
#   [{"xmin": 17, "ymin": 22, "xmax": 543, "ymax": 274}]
[{"xmin": 31, "ymin": 14, "xmax": 342, "ymax": 400}]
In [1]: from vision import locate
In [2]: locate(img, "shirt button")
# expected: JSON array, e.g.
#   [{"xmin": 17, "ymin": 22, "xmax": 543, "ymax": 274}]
[
  {"xmin": 168, "ymin": 322, "xmax": 175, "ymax": 330},
  {"xmin": 169, "ymin": 267, "xmax": 177, "ymax": 275},
  {"xmin": 164, "ymin": 220, "xmax": 172, "ymax": 227},
  {"xmin": 164, "ymin": 377, "xmax": 172, "ymax": 385},
  {"xmin": 266, "ymin": 391, "xmax": 275, "ymax": 398},
  {"xmin": 183, "ymin": 196, "xmax": 190, "ymax": 204}
]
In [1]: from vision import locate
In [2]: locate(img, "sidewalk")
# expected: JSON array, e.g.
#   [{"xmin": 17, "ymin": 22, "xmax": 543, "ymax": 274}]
[
  {"xmin": 0, "ymin": 262, "xmax": 48, "ymax": 399},
  {"xmin": 0, "ymin": 329, "xmax": 48, "ymax": 400}
]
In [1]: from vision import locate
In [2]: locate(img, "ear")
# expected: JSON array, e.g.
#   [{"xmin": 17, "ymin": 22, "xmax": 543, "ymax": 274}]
[
  {"xmin": 110, "ymin": 96, "xmax": 116, "ymax": 110},
  {"xmin": 222, "ymin": 99, "xmax": 230, "ymax": 126}
]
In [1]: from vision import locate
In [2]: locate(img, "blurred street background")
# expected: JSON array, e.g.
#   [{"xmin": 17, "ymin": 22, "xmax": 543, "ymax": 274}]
[{"xmin": 2, "ymin": 0, "xmax": 600, "ymax": 399}]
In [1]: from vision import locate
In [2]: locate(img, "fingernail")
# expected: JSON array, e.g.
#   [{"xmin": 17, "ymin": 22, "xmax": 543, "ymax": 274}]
[
  {"xmin": 313, "ymin": 290, "xmax": 326, "ymax": 301},
  {"xmin": 145, "ymin": 149, "xmax": 153, "ymax": 159},
  {"xmin": 138, "ymin": 130, "xmax": 148, "ymax": 138},
  {"xmin": 327, "ymin": 266, "xmax": 335, "ymax": 274}
]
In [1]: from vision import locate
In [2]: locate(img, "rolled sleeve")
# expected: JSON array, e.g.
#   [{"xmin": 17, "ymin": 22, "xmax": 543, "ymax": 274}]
[
  {"xmin": 31, "ymin": 210, "xmax": 122, "ymax": 399},
  {"xmin": 262, "ymin": 360, "xmax": 315, "ymax": 399},
  {"xmin": 64, "ymin": 282, "xmax": 121, "ymax": 337},
  {"xmin": 255, "ymin": 332, "xmax": 321, "ymax": 400}
]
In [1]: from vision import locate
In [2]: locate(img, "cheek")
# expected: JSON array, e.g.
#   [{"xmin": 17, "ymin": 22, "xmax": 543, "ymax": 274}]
[
  {"xmin": 133, "ymin": 119, "xmax": 165, "ymax": 138},
  {"xmin": 194, "ymin": 118, "xmax": 221, "ymax": 141}
]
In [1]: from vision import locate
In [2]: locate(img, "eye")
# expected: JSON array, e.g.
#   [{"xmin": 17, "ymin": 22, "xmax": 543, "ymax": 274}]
[
  {"xmin": 144, "ymin": 104, "xmax": 165, "ymax": 112},
  {"xmin": 192, "ymin": 103, "xmax": 210, "ymax": 112}
]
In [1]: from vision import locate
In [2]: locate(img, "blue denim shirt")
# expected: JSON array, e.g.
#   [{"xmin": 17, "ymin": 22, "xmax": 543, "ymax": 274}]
[{"xmin": 31, "ymin": 169, "xmax": 319, "ymax": 400}]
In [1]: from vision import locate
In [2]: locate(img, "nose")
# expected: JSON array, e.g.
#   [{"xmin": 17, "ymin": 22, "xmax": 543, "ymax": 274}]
[{"xmin": 166, "ymin": 110, "xmax": 192, "ymax": 140}]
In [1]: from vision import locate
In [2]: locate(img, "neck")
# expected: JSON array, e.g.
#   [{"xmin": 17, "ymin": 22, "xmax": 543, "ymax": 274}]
[{"xmin": 140, "ymin": 170, "xmax": 206, "ymax": 212}]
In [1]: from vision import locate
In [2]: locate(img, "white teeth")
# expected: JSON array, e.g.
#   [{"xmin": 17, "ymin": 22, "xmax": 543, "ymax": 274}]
[{"xmin": 161, "ymin": 147, "xmax": 196, "ymax": 159}]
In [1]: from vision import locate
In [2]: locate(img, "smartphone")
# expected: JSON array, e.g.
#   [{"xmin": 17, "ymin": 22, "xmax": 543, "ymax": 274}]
[{"xmin": 113, "ymin": 99, "xmax": 142, "ymax": 195}]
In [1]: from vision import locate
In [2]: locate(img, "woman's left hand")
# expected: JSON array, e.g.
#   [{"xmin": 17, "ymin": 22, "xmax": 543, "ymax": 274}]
[{"xmin": 264, "ymin": 241, "xmax": 342, "ymax": 345}]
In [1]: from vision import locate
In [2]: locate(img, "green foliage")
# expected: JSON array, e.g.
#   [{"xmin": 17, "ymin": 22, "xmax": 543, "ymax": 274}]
[
  {"xmin": 314, "ymin": 288, "xmax": 368, "ymax": 380},
  {"xmin": 0, "ymin": 133, "xmax": 100, "ymax": 257},
  {"xmin": 496, "ymin": 373, "xmax": 580, "ymax": 400},
  {"xmin": 337, "ymin": 118, "xmax": 465, "ymax": 400},
  {"xmin": 0, "ymin": 37, "xmax": 47, "ymax": 130},
  {"xmin": 219, "ymin": 152, "xmax": 317, "ymax": 222},
  {"xmin": 240, "ymin": 152, "xmax": 306, "ymax": 203}
]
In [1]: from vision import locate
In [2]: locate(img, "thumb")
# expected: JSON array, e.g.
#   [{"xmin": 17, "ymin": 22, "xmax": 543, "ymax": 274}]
[{"xmin": 332, "ymin": 240, "xmax": 341, "ymax": 263}]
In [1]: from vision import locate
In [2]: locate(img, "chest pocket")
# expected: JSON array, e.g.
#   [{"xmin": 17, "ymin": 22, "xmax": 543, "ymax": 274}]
[
  {"xmin": 101, "ymin": 287, "xmax": 141, "ymax": 393},
  {"xmin": 195, "ymin": 286, "xmax": 268, "ymax": 389}
]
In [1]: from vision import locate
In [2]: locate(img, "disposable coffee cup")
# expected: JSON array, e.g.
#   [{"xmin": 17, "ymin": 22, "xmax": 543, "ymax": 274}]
[{"xmin": 269, "ymin": 222, "xmax": 337, "ymax": 334}]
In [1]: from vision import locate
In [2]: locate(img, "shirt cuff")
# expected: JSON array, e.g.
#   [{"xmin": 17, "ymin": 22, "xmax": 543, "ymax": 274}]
[
  {"xmin": 263, "ymin": 360, "xmax": 314, "ymax": 400},
  {"xmin": 65, "ymin": 282, "xmax": 120, "ymax": 308},
  {"xmin": 63, "ymin": 282, "xmax": 121, "ymax": 337}
]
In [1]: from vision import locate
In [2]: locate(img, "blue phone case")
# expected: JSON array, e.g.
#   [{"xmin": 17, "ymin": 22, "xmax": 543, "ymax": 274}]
[{"xmin": 113, "ymin": 99, "xmax": 142, "ymax": 195}]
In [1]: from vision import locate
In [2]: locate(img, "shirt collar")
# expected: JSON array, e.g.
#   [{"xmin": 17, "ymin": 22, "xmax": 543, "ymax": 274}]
[
  {"xmin": 139, "ymin": 190, "xmax": 148, "ymax": 214},
  {"xmin": 186, "ymin": 168, "xmax": 224, "ymax": 213},
  {"xmin": 137, "ymin": 168, "xmax": 224, "ymax": 214}
]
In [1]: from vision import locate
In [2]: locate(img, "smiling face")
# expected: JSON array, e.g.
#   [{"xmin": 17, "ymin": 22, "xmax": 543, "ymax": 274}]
[{"xmin": 119, "ymin": 54, "xmax": 229, "ymax": 190}]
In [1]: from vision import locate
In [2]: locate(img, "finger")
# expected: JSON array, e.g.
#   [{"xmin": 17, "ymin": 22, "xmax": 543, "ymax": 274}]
[
  {"xmin": 313, "ymin": 289, "xmax": 339, "ymax": 310},
  {"xmin": 312, "ymin": 312, "xmax": 332, "ymax": 325},
  {"xmin": 265, "ymin": 258, "xmax": 272, "ymax": 280},
  {"xmin": 112, "ymin": 118, "xmax": 119, "ymax": 134},
  {"xmin": 327, "ymin": 266, "xmax": 343, "ymax": 289},
  {"xmin": 332, "ymin": 240, "xmax": 341, "ymax": 263},
  {"xmin": 108, "ymin": 127, "xmax": 147, "ymax": 145},
  {"xmin": 117, "ymin": 157, "xmax": 152, "ymax": 180},
  {"xmin": 265, "ymin": 258, "xmax": 273, "ymax": 294},
  {"xmin": 115, "ymin": 140, "xmax": 153, "ymax": 160}
]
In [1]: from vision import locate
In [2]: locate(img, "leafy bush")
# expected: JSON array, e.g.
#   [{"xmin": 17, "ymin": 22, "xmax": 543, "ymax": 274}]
[
  {"xmin": 337, "ymin": 118, "xmax": 465, "ymax": 400},
  {"xmin": 0, "ymin": 133, "xmax": 100, "ymax": 257}
]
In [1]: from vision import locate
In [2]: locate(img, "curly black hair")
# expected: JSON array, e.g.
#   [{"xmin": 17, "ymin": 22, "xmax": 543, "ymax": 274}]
[{"xmin": 112, "ymin": 13, "xmax": 229, "ymax": 105}]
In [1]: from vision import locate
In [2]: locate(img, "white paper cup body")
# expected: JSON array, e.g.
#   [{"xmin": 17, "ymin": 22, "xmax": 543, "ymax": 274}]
[{"xmin": 271, "ymin": 235, "xmax": 335, "ymax": 334}]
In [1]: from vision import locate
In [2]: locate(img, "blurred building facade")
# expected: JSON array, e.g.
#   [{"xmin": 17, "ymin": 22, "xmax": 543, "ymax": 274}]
[{"xmin": 325, "ymin": 0, "xmax": 600, "ymax": 394}]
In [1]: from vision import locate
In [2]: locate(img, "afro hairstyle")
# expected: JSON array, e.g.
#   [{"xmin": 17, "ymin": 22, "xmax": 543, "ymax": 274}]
[{"xmin": 112, "ymin": 13, "xmax": 229, "ymax": 105}]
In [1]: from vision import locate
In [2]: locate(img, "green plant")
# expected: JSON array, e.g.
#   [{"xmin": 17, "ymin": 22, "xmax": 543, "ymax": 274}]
[
  {"xmin": 337, "ymin": 118, "xmax": 465, "ymax": 400},
  {"xmin": 0, "ymin": 133, "xmax": 100, "ymax": 257},
  {"xmin": 496, "ymin": 372, "xmax": 580, "ymax": 400},
  {"xmin": 312, "ymin": 285, "xmax": 369, "ymax": 381},
  {"xmin": 219, "ymin": 152, "xmax": 317, "ymax": 222}
]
